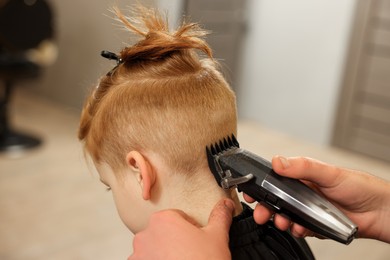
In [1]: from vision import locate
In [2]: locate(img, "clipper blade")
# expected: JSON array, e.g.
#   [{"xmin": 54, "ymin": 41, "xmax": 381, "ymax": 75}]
[
  {"xmin": 208, "ymin": 134, "xmax": 239, "ymax": 155},
  {"xmin": 206, "ymin": 134, "xmax": 240, "ymax": 186}
]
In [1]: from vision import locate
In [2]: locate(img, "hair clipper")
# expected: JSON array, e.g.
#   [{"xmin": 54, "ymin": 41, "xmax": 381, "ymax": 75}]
[{"xmin": 206, "ymin": 135, "xmax": 358, "ymax": 244}]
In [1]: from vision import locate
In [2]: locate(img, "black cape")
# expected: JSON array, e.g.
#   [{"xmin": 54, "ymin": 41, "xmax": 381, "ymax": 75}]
[{"xmin": 229, "ymin": 203, "xmax": 315, "ymax": 260}]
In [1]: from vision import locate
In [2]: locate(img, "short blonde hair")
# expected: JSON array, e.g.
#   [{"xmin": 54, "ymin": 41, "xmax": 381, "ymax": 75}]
[{"xmin": 78, "ymin": 6, "xmax": 237, "ymax": 175}]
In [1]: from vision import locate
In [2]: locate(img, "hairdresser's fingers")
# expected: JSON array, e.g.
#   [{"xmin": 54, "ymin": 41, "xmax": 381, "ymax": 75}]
[
  {"xmin": 290, "ymin": 223, "xmax": 315, "ymax": 238},
  {"xmin": 253, "ymin": 203, "xmax": 273, "ymax": 225},
  {"xmin": 244, "ymin": 194, "xmax": 279, "ymax": 222},
  {"xmin": 204, "ymin": 199, "xmax": 235, "ymax": 240},
  {"xmin": 249, "ymin": 196, "xmax": 286, "ymax": 226},
  {"xmin": 272, "ymin": 156, "xmax": 344, "ymax": 188},
  {"xmin": 169, "ymin": 209, "xmax": 202, "ymax": 227},
  {"xmin": 243, "ymin": 193, "xmax": 255, "ymax": 203},
  {"xmin": 273, "ymin": 214, "xmax": 292, "ymax": 231}
]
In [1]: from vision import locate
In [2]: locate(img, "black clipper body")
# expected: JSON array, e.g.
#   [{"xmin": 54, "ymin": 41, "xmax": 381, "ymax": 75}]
[{"xmin": 206, "ymin": 135, "xmax": 358, "ymax": 245}]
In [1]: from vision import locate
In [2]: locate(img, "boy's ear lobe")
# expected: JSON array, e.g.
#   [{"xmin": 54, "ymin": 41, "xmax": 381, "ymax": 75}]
[{"xmin": 126, "ymin": 151, "xmax": 156, "ymax": 200}]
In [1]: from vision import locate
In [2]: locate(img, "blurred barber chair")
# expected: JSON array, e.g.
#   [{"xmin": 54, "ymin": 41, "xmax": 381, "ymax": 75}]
[{"xmin": 0, "ymin": 0, "xmax": 56, "ymax": 152}]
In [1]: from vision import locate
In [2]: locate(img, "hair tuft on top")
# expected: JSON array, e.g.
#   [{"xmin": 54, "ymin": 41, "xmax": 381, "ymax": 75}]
[{"xmin": 112, "ymin": 5, "xmax": 212, "ymax": 63}]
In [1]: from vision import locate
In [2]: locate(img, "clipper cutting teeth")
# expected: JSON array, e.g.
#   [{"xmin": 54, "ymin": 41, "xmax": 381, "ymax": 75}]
[
  {"xmin": 209, "ymin": 134, "xmax": 240, "ymax": 155},
  {"xmin": 206, "ymin": 134, "xmax": 240, "ymax": 185}
]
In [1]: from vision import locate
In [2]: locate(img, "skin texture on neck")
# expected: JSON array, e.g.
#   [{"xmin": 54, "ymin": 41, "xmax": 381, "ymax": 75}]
[
  {"xmin": 160, "ymin": 167, "xmax": 243, "ymax": 227},
  {"xmin": 144, "ymin": 150, "xmax": 243, "ymax": 227}
]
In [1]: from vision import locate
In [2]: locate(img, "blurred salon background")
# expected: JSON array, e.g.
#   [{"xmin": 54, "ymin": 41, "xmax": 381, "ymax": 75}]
[{"xmin": 1, "ymin": 0, "xmax": 389, "ymax": 259}]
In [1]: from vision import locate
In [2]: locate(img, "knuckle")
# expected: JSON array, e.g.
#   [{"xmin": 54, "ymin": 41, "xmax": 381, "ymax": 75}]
[
  {"xmin": 299, "ymin": 156, "xmax": 313, "ymax": 171},
  {"xmin": 330, "ymin": 164, "xmax": 341, "ymax": 177}
]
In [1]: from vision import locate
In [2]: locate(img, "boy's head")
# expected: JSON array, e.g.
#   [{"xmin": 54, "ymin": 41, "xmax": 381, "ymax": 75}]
[
  {"xmin": 78, "ymin": 6, "xmax": 238, "ymax": 232},
  {"xmin": 79, "ymin": 6, "xmax": 237, "ymax": 175}
]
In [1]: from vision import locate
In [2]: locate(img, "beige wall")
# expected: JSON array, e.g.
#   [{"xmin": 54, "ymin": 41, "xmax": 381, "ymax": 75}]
[
  {"xmin": 238, "ymin": 0, "xmax": 356, "ymax": 145},
  {"xmin": 24, "ymin": 0, "xmax": 154, "ymax": 109}
]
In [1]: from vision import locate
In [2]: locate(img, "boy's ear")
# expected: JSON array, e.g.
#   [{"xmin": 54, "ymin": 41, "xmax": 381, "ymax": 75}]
[{"xmin": 126, "ymin": 151, "xmax": 156, "ymax": 200}]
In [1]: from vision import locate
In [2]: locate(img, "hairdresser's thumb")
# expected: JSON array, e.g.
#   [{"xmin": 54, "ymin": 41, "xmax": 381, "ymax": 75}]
[{"xmin": 205, "ymin": 199, "xmax": 234, "ymax": 241}]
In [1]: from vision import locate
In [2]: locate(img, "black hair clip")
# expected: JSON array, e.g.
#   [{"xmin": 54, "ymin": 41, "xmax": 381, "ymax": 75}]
[
  {"xmin": 101, "ymin": 50, "xmax": 123, "ymax": 64},
  {"xmin": 101, "ymin": 50, "xmax": 123, "ymax": 76}
]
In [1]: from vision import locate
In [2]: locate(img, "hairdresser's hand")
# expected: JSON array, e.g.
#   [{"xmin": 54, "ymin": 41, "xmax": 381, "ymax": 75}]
[
  {"xmin": 128, "ymin": 199, "xmax": 234, "ymax": 260},
  {"xmin": 244, "ymin": 156, "xmax": 390, "ymax": 243}
]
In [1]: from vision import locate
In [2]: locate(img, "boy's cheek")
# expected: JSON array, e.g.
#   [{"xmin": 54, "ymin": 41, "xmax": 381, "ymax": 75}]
[
  {"xmin": 113, "ymin": 194, "xmax": 150, "ymax": 233},
  {"xmin": 122, "ymin": 210, "xmax": 151, "ymax": 234}
]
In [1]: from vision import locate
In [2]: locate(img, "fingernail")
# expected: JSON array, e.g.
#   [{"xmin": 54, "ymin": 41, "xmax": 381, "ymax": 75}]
[
  {"xmin": 279, "ymin": 156, "xmax": 290, "ymax": 169},
  {"xmin": 224, "ymin": 199, "xmax": 235, "ymax": 212}
]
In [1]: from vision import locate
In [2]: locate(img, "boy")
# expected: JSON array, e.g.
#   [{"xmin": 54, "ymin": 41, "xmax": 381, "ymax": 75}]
[{"xmin": 78, "ymin": 6, "xmax": 314, "ymax": 259}]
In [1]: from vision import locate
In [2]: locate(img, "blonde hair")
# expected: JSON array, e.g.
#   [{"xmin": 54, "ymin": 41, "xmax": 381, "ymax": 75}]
[{"xmin": 78, "ymin": 6, "xmax": 237, "ymax": 175}]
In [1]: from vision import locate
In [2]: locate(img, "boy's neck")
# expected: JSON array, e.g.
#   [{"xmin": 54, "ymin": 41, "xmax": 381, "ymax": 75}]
[{"xmin": 160, "ymin": 168, "xmax": 243, "ymax": 227}]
